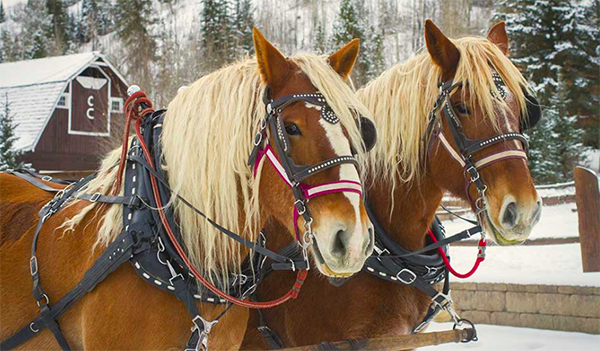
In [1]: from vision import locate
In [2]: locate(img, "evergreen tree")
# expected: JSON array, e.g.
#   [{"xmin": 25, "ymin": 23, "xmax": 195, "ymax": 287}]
[
  {"xmin": 365, "ymin": 25, "xmax": 385, "ymax": 80},
  {"xmin": 113, "ymin": 0, "xmax": 156, "ymax": 93},
  {"xmin": 313, "ymin": 23, "xmax": 327, "ymax": 54},
  {"xmin": 0, "ymin": 94, "xmax": 26, "ymax": 171},
  {"xmin": 46, "ymin": 0, "xmax": 71, "ymax": 54},
  {"xmin": 493, "ymin": 0, "xmax": 599, "ymax": 148},
  {"xmin": 332, "ymin": 0, "xmax": 367, "ymax": 85},
  {"xmin": 527, "ymin": 102, "xmax": 562, "ymax": 184},
  {"xmin": 0, "ymin": 2, "xmax": 6, "ymax": 23},
  {"xmin": 201, "ymin": 0, "xmax": 235, "ymax": 71},
  {"xmin": 551, "ymin": 74, "xmax": 587, "ymax": 180},
  {"xmin": 233, "ymin": 0, "xmax": 254, "ymax": 57},
  {"xmin": 14, "ymin": 0, "xmax": 52, "ymax": 59}
]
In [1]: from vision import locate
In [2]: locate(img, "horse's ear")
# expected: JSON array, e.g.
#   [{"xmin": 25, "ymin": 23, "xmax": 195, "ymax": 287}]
[
  {"xmin": 253, "ymin": 27, "xmax": 289, "ymax": 88},
  {"xmin": 424, "ymin": 19, "xmax": 460, "ymax": 78},
  {"xmin": 487, "ymin": 21, "xmax": 509, "ymax": 55},
  {"xmin": 328, "ymin": 38, "xmax": 360, "ymax": 81}
]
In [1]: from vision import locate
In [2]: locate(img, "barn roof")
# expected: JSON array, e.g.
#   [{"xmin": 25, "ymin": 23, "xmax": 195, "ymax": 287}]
[{"xmin": 0, "ymin": 52, "xmax": 127, "ymax": 151}]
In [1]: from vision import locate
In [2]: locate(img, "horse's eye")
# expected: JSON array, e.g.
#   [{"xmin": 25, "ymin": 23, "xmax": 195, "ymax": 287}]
[
  {"xmin": 285, "ymin": 123, "xmax": 302, "ymax": 136},
  {"xmin": 455, "ymin": 103, "xmax": 470, "ymax": 115}
]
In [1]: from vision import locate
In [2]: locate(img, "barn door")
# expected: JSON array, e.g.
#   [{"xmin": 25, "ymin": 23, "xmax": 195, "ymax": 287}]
[{"xmin": 69, "ymin": 67, "xmax": 111, "ymax": 136}]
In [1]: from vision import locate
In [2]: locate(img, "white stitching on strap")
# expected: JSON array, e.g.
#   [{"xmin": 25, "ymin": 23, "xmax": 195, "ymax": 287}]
[
  {"xmin": 474, "ymin": 150, "xmax": 527, "ymax": 169},
  {"xmin": 306, "ymin": 182, "xmax": 362, "ymax": 197}
]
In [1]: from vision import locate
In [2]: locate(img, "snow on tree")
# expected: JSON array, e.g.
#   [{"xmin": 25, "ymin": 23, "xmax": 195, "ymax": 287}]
[
  {"xmin": 12, "ymin": 0, "xmax": 53, "ymax": 60},
  {"xmin": 313, "ymin": 23, "xmax": 328, "ymax": 54},
  {"xmin": 46, "ymin": 0, "xmax": 72, "ymax": 54},
  {"xmin": 201, "ymin": 0, "xmax": 236, "ymax": 71},
  {"xmin": 233, "ymin": 0, "xmax": 254, "ymax": 57},
  {"xmin": 332, "ymin": 0, "xmax": 384, "ymax": 87},
  {"xmin": 113, "ymin": 0, "xmax": 157, "ymax": 93},
  {"xmin": 0, "ymin": 94, "xmax": 27, "ymax": 171}
]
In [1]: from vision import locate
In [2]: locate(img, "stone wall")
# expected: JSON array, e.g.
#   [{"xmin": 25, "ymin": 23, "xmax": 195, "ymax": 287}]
[{"xmin": 445, "ymin": 282, "xmax": 600, "ymax": 334}]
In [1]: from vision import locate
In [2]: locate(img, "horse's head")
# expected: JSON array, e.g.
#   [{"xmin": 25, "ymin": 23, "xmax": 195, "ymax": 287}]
[
  {"xmin": 252, "ymin": 29, "xmax": 374, "ymax": 276},
  {"xmin": 424, "ymin": 20, "xmax": 541, "ymax": 245}
]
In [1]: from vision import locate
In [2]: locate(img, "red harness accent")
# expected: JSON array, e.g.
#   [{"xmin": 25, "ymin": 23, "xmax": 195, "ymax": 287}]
[
  {"xmin": 113, "ymin": 91, "xmax": 308, "ymax": 309},
  {"xmin": 427, "ymin": 228, "xmax": 486, "ymax": 279}
]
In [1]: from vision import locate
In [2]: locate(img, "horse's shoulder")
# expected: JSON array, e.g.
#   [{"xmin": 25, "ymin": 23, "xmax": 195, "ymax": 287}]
[{"xmin": 0, "ymin": 173, "xmax": 57, "ymax": 245}]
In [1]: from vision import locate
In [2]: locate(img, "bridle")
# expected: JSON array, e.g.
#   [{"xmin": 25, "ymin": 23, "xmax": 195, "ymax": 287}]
[
  {"xmin": 425, "ymin": 71, "xmax": 536, "ymax": 222},
  {"xmin": 248, "ymin": 88, "xmax": 374, "ymax": 266}
]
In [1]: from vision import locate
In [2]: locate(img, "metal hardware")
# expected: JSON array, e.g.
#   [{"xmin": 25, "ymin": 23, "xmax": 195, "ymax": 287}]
[
  {"xmin": 29, "ymin": 322, "xmax": 39, "ymax": 333},
  {"xmin": 41, "ymin": 175, "xmax": 52, "ymax": 181},
  {"xmin": 90, "ymin": 193, "xmax": 101, "ymax": 203},
  {"xmin": 30, "ymin": 256, "xmax": 38, "ymax": 276},
  {"xmin": 396, "ymin": 268, "xmax": 417, "ymax": 285},
  {"xmin": 36, "ymin": 294, "xmax": 50, "ymax": 307},
  {"xmin": 190, "ymin": 315, "xmax": 218, "ymax": 351}
]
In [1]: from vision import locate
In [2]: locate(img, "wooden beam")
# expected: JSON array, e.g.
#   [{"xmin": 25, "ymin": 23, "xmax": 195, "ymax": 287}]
[
  {"xmin": 574, "ymin": 167, "xmax": 600, "ymax": 272},
  {"xmin": 280, "ymin": 329, "xmax": 470, "ymax": 351}
]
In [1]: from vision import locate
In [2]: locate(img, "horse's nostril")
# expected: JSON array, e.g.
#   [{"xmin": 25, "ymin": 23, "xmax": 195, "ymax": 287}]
[
  {"xmin": 502, "ymin": 202, "xmax": 518, "ymax": 228},
  {"xmin": 332, "ymin": 229, "xmax": 347, "ymax": 258},
  {"xmin": 533, "ymin": 200, "xmax": 542, "ymax": 223}
]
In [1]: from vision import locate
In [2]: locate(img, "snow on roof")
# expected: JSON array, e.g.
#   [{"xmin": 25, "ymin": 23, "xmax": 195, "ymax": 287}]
[
  {"xmin": 0, "ymin": 52, "xmax": 112, "ymax": 151},
  {"xmin": 0, "ymin": 52, "xmax": 98, "ymax": 88}
]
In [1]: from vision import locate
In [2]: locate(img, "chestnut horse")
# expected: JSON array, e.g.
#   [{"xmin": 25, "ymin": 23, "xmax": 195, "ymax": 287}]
[
  {"xmin": 240, "ymin": 20, "xmax": 541, "ymax": 348},
  {"xmin": 0, "ymin": 29, "xmax": 375, "ymax": 350}
]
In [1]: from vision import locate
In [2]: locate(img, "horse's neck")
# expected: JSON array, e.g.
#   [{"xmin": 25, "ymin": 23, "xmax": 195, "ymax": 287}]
[{"xmin": 368, "ymin": 173, "xmax": 444, "ymax": 251}]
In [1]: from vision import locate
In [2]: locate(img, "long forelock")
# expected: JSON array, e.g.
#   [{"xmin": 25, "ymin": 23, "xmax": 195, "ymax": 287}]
[{"xmin": 360, "ymin": 36, "xmax": 529, "ymax": 191}]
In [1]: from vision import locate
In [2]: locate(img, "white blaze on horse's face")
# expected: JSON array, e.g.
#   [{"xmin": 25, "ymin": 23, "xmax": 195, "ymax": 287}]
[
  {"xmin": 483, "ymin": 91, "xmax": 542, "ymax": 245},
  {"xmin": 305, "ymin": 102, "xmax": 374, "ymax": 276}
]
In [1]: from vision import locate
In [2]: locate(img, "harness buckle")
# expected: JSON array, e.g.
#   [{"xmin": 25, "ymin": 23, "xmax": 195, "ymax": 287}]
[
  {"xmin": 41, "ymin": 175, "xmax": 52, "ymax": 181},
  {"xmin": 294, "ymin": 200, "xmax": 306, "ymax": 215},
  {"xmin": 90, "ymin": 193, "xmax": 101, "ymax": 203},
  {"xmin": 465, "ymin": 166, "xmax": 479, "ymax": 182},
  {"xmin": 396, "ymin": 268, "xmax": 417, "ymax": 285},
  {"xmin": 253, "ymin": 132, "xmax": 263, "ymax": 146},
  {"xmin": 30, "ymin": 256, "xmax": 38, "ymax": 276},
  {"xmin": 432, "ymin": 292, "xmax": 453, "ymax": 310}
]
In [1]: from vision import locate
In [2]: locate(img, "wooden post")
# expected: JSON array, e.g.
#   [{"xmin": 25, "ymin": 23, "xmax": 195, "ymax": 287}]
[
  {"xmin": 280, "ymin": 329, "xmax": 470, "ymax": 351},
  {"xmin": 574, "ymin": 167, "xmax": 600, "ymax": 272}
]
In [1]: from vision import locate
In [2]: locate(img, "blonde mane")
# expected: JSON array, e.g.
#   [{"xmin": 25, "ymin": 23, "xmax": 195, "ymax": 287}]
[
  {"xmin": 360, "ymin": 36, "xmax": 529, "ymax": 190},
  {"xmin": 63, "ymin": 53, "xmax": 370, "ymax": 284}
]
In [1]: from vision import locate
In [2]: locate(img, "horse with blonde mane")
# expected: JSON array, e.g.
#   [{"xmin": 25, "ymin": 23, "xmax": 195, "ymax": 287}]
[
  {"xmin": 0, "ymin": 29, "xmax": 376, "ymax": 350},
  {"xmin": 241, "ymin": 20, "xmax": 542, "ymax": 349}
]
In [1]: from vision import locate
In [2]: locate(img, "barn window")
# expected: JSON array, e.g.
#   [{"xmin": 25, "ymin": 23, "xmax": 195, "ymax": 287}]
[
  {"xmin": 110, "ymin": 98, "xmax": 123, "ymax": 113},
  {"xmin": 56, "ymin": 93, "xmax": 69, "ymax": 109}
]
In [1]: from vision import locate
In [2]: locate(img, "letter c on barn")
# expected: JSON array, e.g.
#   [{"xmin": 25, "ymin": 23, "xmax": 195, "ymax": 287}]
[{"xmin": 86, "ymin": 95, "xmax": 95, "ymax": 120}]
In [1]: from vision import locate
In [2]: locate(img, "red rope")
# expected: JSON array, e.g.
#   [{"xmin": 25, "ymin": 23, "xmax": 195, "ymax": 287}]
[
  {"xmin": 121, "ymin": 90, "xmax": 308, "ymax": 309},
  {"xmin": 427, "ymin": 228, "xmax": 486, "ymax": 279}
]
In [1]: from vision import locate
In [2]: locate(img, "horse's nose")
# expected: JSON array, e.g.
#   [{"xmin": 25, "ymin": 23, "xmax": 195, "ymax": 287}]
[
  {"xmin": 501, "ymin": 201, "xmax": 518, "ymax": 229},
  {"xmin": 331, "ymin": 227, "xmax": 350, "ymax": 258}
]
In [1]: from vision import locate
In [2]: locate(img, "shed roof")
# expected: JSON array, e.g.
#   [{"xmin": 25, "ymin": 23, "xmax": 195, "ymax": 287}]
[{"xmin": 0, "ymin": 52, "xmax": 127, "ymax": 151}]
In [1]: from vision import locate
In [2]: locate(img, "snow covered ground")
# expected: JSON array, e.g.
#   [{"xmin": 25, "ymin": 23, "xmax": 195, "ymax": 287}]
[
  {"xmin": 442, "ymin": 202, "xmax": 579, "ymax": 240},
  {"xmin": 448, "ymin": 243, "xmax": 600, "ymax": 286},
  {"xmin": 423, "ymin": 323, "xmax": 600, "ymax": 351}
]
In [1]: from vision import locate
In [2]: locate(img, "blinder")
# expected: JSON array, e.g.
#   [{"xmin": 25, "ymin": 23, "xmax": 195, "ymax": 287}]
[
  {"xmin": 520, "ymin": 89, "xmax": 541, "ymax": 131},
  {"xmin": 358, "ymin": 116, "xmax": 377, "ymax": 153}
]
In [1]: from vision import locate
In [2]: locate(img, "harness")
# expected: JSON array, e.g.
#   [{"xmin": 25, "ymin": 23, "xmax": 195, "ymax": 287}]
[
  {"xmin": 255, "ymin": 70, "xmax": 541, "ymax": 348},
  {"xmin": 1, "ymin": 85, "xmax": 370, "ymax": 351}
]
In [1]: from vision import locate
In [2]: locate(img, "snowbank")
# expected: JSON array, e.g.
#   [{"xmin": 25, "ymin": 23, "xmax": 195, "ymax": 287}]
[
  {"xmin": 423, "ymin": 323, "xmax": 600, "ymax": 350},
  {"xmin": 448, "ymin": 243, "xmax": 600, "ymax": 287}
]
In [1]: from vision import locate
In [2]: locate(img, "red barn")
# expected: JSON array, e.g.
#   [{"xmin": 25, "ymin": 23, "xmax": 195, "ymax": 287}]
[{"xmin": 0, "ymin": 52, "xmax": 128, "ymax": 173}]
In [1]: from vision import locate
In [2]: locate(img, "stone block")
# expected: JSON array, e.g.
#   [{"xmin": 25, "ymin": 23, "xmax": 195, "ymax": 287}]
[
  {"xmin": 460, "ymin": 310, "xmax": 491, "ymax": 324},
  {"xmin": 536, "ymin": 293, "xmax": 571, "ymax": 316},
  {"xmin": 554, "ymin": 316, "xmax": 600, "ymax": 334},
  {"xmin": 568, "ymin": 294, "xmax": 600, "ymax": 318},
  {"xmin": 520, "ymin": 313, "xmax": 554, "ymax": 330},
  {"xmin": 452, "ymin": 290, "xmax": 477, "ymax": 311},
  {"xmin": 477, "ymin": 283, "xmax": 507, "ymax": 291},
  {"xmin": 491, "ymin": 311, "xmax": 520, "ymax": 327},
  {"xmin": 557, "ymin": 285, "xmax": 598, "ymax": 296},
  {"xmin": 538, "ymin": 285, "xmax": 558, "ymax": 294},
  {"xmin": 454, "ymin": 282, "xmax": 477, "ymax": 291},
  {"xmin": 473, "ymin": 291, "xmax": 506, "ymax": 312},
  {"xmin": 507, "ymin": 284, "xmax": 528, "ymax": 292},
  {"xmin": 506, "ymin": 292, "xmax": 537, "ymax": 313}
]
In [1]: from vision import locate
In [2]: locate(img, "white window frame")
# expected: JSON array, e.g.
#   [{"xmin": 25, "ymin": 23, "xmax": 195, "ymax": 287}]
[
  {"xmin": 56, "ymin": 93, "xmax": 70, "ymax": 109},
  {"xmin": 110, "ymin": 97, "xmax": 124, "ymax": 113}
]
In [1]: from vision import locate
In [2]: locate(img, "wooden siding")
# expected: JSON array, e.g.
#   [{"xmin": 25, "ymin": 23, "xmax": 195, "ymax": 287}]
[{"xmin": 21, "ymin": 65, "xmax": 128, "ymax": 172}]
